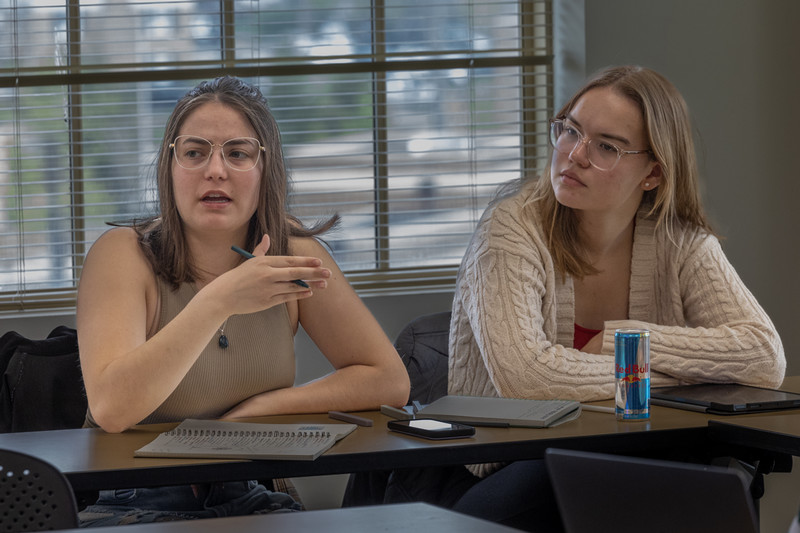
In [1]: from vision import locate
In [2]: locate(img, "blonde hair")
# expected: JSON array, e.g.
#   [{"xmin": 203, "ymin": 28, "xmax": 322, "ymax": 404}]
[{"xmin": 529, "ymin": 65, "xmax": 712, "ymax": 279}]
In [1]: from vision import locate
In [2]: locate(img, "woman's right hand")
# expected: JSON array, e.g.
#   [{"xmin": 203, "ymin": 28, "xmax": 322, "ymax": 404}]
[{"xmin": 208, "ymin": 234, "xmax": 332, "ymax": 317}]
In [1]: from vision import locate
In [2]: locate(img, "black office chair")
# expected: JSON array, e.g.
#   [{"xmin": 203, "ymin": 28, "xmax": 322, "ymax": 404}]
[
  {"xmin": 0, "ymin": 448, "xmax": 79, "ymax": 532},
  {"xmin": 394, "ymin": 311, "xmax": 451, "ymax": 404},
  {"xmin": 341, "ymin": 311, "xmax": 452, "ymax": 507}
]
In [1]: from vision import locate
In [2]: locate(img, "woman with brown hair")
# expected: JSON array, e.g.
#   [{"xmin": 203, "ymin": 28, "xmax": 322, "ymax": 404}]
[{"xmin": 77, "ymin": 76, "xmax": 409, "ymax": 525}]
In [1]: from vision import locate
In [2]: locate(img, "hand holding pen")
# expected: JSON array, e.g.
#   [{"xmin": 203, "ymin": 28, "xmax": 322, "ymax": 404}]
[
  {"xmin": 231, "ymin": 245, "xmax": 309, "ymax": 288},
  {"xmin": 230, "ymin": 235, "xmax": 331, "ymax": 300}
]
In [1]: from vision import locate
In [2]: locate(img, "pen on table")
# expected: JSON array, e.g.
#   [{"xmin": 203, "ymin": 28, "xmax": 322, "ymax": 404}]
[
  {"xmin": 580, "ymin": 404, "xmax": 616, "ymax": 414},
  {"xmin": 230, "ymin": 245, "xmax": 310, "ymax": 288},
  {"xmin": 328, "ymin": 411, "xmax": 373, "ymax": 427}
]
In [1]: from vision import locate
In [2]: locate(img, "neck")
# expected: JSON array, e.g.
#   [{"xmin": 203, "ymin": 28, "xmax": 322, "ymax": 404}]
[
  {"xmin": 576, "ymin": 210, "xmax": 636, "ymax": 262},
  {"xmin": 185, "ymin": 231, "xmax": 247, "ymax": 287}
]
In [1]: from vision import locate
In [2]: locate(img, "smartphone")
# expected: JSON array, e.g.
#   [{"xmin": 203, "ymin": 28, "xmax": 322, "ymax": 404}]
[{"xmin": 387, "ymin": 418, "xmax": 475, "ymax": 440}]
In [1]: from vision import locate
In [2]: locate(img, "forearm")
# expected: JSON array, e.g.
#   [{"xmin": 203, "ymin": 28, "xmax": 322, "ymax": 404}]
[
  {"xmin": 224, "ymin": 363, "xmax": 409, "ymax": 419},
  {"xmin": 603, "ymin": 319, "xmax": 785, "ymax": 388},
  {"xmin": 83, "ymin": 294, "xmax": 229, "ymax": 432}
]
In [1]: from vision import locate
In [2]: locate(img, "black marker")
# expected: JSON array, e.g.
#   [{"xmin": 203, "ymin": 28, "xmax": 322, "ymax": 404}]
[
  {"xmin": 231, "ymin": 245, "xmax": 310, "ymax": 288},
  {"xmin": 328, "ymin": 410, "xmax": 373, "ymax": 427}
]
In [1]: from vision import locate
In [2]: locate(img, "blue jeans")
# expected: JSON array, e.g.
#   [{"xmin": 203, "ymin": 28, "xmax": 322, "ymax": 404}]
[{"xmin": 79, "ymin": 481, "xmax": 301, "ymax": 527}]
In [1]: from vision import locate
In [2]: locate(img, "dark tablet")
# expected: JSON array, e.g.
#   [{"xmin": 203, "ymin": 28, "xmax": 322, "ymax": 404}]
[{"xmin": 651, "ymin": 383, "xmax": 800, "ymax": 414}]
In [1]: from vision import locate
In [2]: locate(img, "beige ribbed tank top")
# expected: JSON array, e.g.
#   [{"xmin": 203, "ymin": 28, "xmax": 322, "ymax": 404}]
[{"xmin": 86, "ymin": 278, "xmax": 296, "ymax": 427}]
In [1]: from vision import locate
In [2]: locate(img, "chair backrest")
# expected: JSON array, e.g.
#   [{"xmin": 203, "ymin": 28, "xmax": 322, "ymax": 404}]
[
  {"xmin": 0, "ymin": 326, "xmax": 86, "ymax": 433},
  {"xmin": 393, "ymin": 311, "xmax": 451, "ymax": 404},
  {"xmin": 0, "ymin": 448, "xmax": 79, "ymax": 532},
  {"xmin": 545, "ymin": 448, "xmax": 760, "ymax": 533}
]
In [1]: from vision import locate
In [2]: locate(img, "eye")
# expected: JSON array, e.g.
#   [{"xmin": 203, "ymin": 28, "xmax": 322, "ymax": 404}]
[
  {"xmin": 223, "ymin": 139, "xmax": 260, "ymax": 161},
  {"xmin": 183, "ymin": 148, "xmax": 208, "ymax": 160},
  {"xmin": 227, "ymin": 149, "xmax": 250, "ymax": 160},
  {"xmin": 597, "ymin": 141, "xmax": 620, "ymax": 154},
  {"xmin": 563, "ymin": 125, "xmax": 581, "ymax": 138}
]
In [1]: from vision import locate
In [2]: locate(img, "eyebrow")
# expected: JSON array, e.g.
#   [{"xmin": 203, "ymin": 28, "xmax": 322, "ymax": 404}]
[
  {"xmin": 565, "ymin": 114, "xmax": 633, "ymax": 147},
  {"xmin": 177, "ymin": 136, "xmax": 209, "ymax": 144},
  {"xmin": 224, "ymin": 138, "xmax": 258, "ymax": 146}
]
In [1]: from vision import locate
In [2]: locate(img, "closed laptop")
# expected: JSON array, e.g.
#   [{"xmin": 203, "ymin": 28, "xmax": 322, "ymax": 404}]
[{"xmin": 545, "ymin": 448, "xmax": 759, "ymax": 533}]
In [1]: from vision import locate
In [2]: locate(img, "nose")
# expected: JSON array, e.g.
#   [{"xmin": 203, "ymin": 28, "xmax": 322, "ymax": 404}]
[
  {"xmin": 205, "ymin": 146, "xmax": 228, "ymax": 179},
  {"xmin": 568, "ymin": 137, "xmax": 591, "ymax": 167}
]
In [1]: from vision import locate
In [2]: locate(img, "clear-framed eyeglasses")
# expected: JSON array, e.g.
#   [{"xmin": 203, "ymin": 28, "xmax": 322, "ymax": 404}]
[
  {"xmin": 170, "ymin": 135, "xmax": 266, "ymax": 172},
  {"xmin": 549, "ymin": 118, "xmax": 652, "ymax": 172}
]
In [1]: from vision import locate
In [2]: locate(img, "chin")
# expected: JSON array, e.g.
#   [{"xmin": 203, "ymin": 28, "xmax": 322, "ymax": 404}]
[{"xmin": 553, "ymin": 190, "xmax": 585, "ymax": 211}]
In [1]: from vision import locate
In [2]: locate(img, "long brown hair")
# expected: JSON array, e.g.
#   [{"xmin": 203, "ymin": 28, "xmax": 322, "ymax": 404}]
[
  {"xmin": 121, "ymin": 76, "xmax": 336, "ymax": 288},
  {"xmin": 528, "ymin": 65, "xmax": 713, "ymax": 279}
]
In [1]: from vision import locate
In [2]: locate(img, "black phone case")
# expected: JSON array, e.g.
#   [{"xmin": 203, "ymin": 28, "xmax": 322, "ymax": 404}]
[{"xmin": 387, "ymin": 419, "xmax": 475, "ymax": 440}]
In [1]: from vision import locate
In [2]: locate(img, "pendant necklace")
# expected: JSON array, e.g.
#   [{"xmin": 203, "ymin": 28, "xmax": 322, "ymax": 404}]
[{"xmin": 217, "ymin": 318, "xmax": 229, "ymax": 349}]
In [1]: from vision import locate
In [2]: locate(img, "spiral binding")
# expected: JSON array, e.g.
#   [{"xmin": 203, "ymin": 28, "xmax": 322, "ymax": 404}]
[{"xmin": 168, "ymin": 428, "xmax": 332, "ymax": 439}]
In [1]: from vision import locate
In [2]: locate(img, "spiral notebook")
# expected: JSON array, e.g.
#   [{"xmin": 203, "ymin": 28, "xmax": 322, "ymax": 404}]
[{"xmin": 135, "ymin": 419, "xmax": 357, "ymax": 461}]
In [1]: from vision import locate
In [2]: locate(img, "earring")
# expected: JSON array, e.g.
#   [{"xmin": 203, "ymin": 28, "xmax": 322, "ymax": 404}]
[{"xmin": 644, "ymin": 182, "xmax": 650, "ymax": 189}]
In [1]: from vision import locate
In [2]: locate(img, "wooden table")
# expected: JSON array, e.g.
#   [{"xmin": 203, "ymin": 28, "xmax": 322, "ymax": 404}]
[
  {"xmin": 0, "ymin": 402, "xmax": 716, "ymax": 491},
  {"xmin": 2, "ymin": 377, "xmax": 798, "ymax": 492}
]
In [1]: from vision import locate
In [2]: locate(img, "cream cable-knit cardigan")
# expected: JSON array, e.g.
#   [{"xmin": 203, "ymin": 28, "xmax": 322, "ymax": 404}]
[
  {"xmin": 449, "ymin": 184, "xmax": 785, "ymax": 478},
  {"xmin": 449, "ymin": 182, "xmax": 785, "ymax": 406}
]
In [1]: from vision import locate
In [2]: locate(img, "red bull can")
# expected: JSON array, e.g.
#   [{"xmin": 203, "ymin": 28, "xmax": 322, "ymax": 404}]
[{"xmin": 614, "ymin": 328, "xmax": 650, "ymax": 420}]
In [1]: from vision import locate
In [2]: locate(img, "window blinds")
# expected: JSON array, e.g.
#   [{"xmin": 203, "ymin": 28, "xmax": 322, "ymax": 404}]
[{"xmin": 0, "ymin": 0, "xmax": 553, "ymax": 313}]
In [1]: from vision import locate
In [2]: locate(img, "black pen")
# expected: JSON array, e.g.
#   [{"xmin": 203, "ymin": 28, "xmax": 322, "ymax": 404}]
[
  {"xmin": 328, "ymin": 411, "xmax": 373, "ymax": 427},
  {"xmin": 231, "ymin": 245, "xmax": 310, "ymax": 288}
]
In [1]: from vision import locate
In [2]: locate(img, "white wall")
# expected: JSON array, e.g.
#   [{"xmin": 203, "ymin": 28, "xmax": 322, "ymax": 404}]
[{"xmin": 577, "ymin": 2, "xmax": 800, "ymax": 531}]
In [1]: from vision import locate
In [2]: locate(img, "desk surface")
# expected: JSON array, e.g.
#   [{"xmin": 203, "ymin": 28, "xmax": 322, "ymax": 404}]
[
  {"xmin": 2, "ymin": 377, "xmax": 798, "ymax": 492},
  {"xmin": 56, "ymin": 503, "xmax": 520, "ymax": 533},
  {"xmin": 0, "ymin": 403, "xmax": 715, "ymax": 491},
  {"xmin": 709, "ymin": 412, "xmax": 800, "ymax": 456}
]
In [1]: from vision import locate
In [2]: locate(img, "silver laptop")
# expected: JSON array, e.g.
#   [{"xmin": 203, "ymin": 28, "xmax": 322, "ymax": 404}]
[{"xmin": 545, "ymin": 448, "xmax": 759, "ymax": 533}]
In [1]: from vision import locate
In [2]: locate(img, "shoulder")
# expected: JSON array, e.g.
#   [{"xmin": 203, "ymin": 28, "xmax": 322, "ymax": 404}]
[
  {"xmin": 82, "ymin": 227, "xmax": 154, "ymax": 283},
  {"xmin": 661, "ymin": 217, "xmax": 721, "ymax": 261},
  {"xmin": 637, "ymin": 209, "xmax": 720, "ymax": 259},
  {"xmin": 288, "ymin": 234, "xmax": 332, "ymax": 259},
  {"xmin": 86, "ymin": 226, "xmax": 144, "ymax": 260},
  {"xmin": 472, "ymin": 185, "xmax": 547, "ymax": 257},
  {"xmin": 287, "ymin": 235, "xmax": 342, "ymax": 278}
]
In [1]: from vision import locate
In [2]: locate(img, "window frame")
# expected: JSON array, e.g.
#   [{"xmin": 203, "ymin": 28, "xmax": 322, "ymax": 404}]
[{"xmin": 0, "ymin": 0, "xmax": 553, "ymax": 314}]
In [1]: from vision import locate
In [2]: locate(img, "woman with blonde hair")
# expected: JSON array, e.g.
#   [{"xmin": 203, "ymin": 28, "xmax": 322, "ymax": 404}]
[
  {"xmin": 441, "ymin": 64, "xmax": 785, "ymax": 531},
  {"xmin": 349, "ymin": 65, "xmax": 785, "ymax": 533},
  {"xmin": 450, "ymin": 64, "xmax": 783, "ymax": 409}
]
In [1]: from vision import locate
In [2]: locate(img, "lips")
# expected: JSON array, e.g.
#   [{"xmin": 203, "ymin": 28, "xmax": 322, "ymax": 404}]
[
  {"xmin": 201, "ymin": 192, "xmax": 231, "ymax": 204},
  {"xmin": 559, "ymin": 170, "xmax": 586, "ymax": 187}
]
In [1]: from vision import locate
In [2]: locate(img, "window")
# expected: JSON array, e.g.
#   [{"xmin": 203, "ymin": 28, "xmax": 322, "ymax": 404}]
[{"xmin": 0, "ymin": 0, "xmax": 552, "ymax": 314}]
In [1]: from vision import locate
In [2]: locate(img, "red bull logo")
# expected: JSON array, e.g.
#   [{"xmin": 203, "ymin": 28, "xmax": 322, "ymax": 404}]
[
  {"xmin": 619, "ymin": 375, "xmax": 640, "ymax": 384},
  {"xmin": 615, "ymin": 363, "xmax": 649, "ymax": 375}
]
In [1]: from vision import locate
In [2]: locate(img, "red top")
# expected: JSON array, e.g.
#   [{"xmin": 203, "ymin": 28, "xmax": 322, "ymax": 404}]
[{"xmin": 574, "ymin": 323, "xmax": 602, "ymax": 351}]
